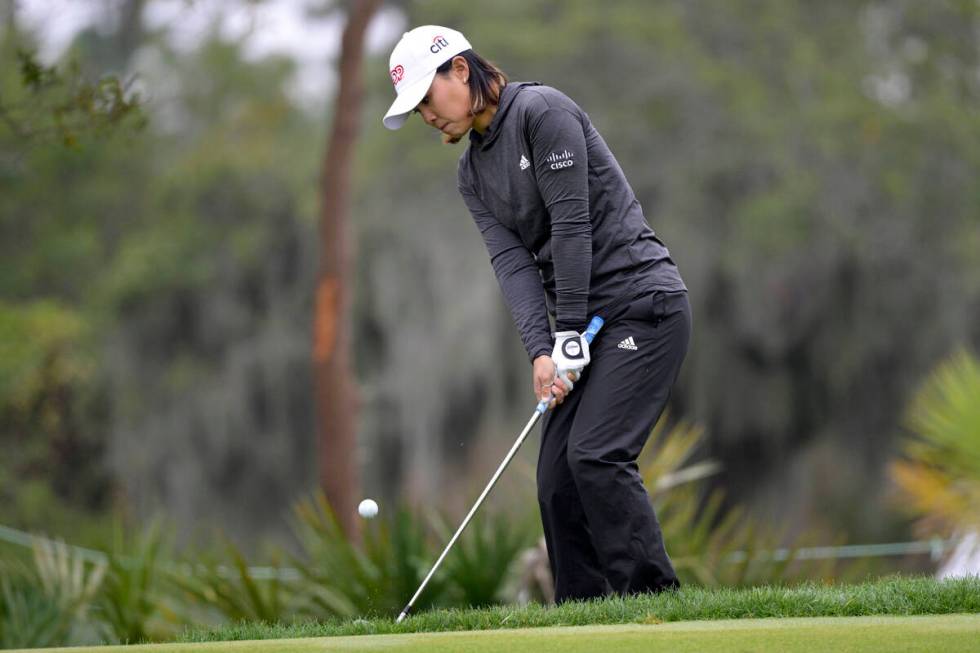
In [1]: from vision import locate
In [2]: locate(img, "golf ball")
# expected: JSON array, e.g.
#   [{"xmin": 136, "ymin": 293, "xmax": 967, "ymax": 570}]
[{"xmin": 358, "ymin": 499, "xmax": 379, "ymax": 519}]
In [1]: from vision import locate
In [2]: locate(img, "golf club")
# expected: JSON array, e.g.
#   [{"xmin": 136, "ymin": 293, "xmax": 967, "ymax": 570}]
[{"xmin": 395, "ymin": 315, "xmax": 605, "ymax": 623}]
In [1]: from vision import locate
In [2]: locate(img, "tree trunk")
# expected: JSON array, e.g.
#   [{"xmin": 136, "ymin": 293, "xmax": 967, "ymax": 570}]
[
  {"xmin": 116, "ymin": 0, "xmax": 146, "ymax": 65},
  {"xmin": 314, "ymin": 0, "xmax": 381, "ymax": 538},
  {"xmin": 1, "ymin": 2, "xmax": 16, "ymax": 31}
]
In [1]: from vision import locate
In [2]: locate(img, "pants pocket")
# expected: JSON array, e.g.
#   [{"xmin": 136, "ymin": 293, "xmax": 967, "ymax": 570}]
[
  {"xmin": 623, "ymin": 290, "xmax": 676, "ymax": 326},
  {"xmin": 651, "ymin": 292, "xmax": 667, "ymax": 326}
]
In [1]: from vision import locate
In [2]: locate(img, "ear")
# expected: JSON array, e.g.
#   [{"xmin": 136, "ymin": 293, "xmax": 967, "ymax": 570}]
[{"xmin": 450, "ymin": 55, "xmax": 470, "ymax": 84}]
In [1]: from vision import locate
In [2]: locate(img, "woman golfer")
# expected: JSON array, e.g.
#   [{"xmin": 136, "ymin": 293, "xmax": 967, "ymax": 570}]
[{"xmin": 383, "ymin": 26, "xmax": 690, "ymax": 602}]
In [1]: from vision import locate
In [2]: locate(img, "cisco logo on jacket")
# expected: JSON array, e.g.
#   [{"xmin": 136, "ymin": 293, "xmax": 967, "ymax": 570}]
[{"xmin": 547, "ymin": 149, "xmax": 575, "ymax": 170}]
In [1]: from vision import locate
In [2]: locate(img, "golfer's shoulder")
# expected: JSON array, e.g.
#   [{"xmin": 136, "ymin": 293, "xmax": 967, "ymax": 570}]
[{"xmin": 515, "ymin": 84, "xmax": 583, "ymax": 117}]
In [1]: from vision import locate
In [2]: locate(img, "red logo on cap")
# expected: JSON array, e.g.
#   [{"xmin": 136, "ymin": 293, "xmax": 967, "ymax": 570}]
[{"xmin": 390, "ymin": 65, "xmax": 405, "ymax": 86}]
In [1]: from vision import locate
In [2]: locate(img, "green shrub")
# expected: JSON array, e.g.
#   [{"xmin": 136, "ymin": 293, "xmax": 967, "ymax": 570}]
[
  {"xmin": 0, "ymin": 564, "xmax": 75, "ymax": 648},
  {"xmin": 642, "ymin": 419, "xmax": 854, "ymax": 586},
  {"xmin": 288, "ymin": 492, "xmax": 444, "ymax": 618},
  {"xmin": 0, "ymin": 537, "xmax": 104, "ymax": 648},
  {"xmin": 891, "ymin": 349, "xmax": 980, "ymax": 536},
  {"xmin": 437, "ymin": 509, "xmax": 538, "ymax": 607},
  {"xmin": 94, "ymin": 520, "xmax": 182, "ymax": 643},
  {"xmin": 169, "ymin": 539, "xmax": 297, "ymax": 623}
]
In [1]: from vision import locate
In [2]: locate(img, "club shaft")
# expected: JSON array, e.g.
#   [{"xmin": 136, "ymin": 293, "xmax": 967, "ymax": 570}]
[
  {"xmin": 395, "ymin": 316, "xmax": 605, "ymax": 623},
  {"xmin": 396, "ymin": 407, "xmax": 544, "ymax": 623}
]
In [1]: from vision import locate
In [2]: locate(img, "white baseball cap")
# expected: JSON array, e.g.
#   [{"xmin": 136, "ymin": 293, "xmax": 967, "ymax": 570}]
[{"xmin": 382, "ymin": 25, "xmax": 472, "ymax": 130}]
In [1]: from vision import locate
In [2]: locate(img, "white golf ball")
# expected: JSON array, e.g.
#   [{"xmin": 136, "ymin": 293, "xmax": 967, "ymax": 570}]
[{"xmin": 358, "ymin": 499, "xmax": 379, "ymax": 519}]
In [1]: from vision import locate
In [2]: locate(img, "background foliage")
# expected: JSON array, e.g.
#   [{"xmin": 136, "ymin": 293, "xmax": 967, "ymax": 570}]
[
  {"xmin": 891, "ymin": 350, "xmax": 980, "ymax": 536},
  {"xmin": 354, "ymin": 0, "xmax": 980, "ymax": 546},
  {"xmin": 1, "ymin": 3, "xmax": 979, "ymax": 644},
  {"xmin": 0, "ymin": 423, "xmax": 869, "ymax": 647}
]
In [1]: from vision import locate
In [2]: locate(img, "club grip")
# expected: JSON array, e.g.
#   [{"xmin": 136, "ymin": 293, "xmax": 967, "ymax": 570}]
[
  {"xmin": 535, "ymin": 315, "xmax": 605, "ymax": 414},
  {"xmin": 583, "ymin": 315, "xmax": 604, "ymax": 344}
]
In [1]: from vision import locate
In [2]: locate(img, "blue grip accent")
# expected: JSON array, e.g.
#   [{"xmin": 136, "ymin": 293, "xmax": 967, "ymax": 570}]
[
  {"xmin": 536, "ymin": 399, "xmax": 549, "ymax": 414},
  {"xmin": 583, "ymin": 316, "xmax": 605, "ymax": 344}
]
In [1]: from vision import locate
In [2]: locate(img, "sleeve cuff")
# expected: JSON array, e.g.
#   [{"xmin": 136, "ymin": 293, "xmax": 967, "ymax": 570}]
[
  {"xmin": 528, "ymin": 342, "xmax": 553, "ymax": 363},
  {"xmin": 554, "ymin": 317, "xmax": 587, "ymax": 333}
]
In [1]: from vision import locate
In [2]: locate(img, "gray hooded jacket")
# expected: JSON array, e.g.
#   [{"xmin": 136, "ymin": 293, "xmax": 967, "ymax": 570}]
[{"xmin": 457, "ymin": 82, "xmax": 685, "ymax": 361}]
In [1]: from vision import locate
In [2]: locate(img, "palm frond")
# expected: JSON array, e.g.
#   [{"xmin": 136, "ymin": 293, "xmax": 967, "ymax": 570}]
[{"xmin": 892, "ymin": 349, "xmax": 980, "ymax": 534}]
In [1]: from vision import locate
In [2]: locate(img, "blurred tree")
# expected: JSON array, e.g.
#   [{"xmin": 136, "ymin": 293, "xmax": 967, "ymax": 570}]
[
  {"xmin": 3, "ymin": 0, "xmax": 979, "ymax": 555},
  {"xmin": 0, "ymin": 49, "xmax": 143, "ymax": 148},
  {"xmin": 2, "ymin": 1, "xmax": 323, "ymax": 547},
  {"xmin": 0, "ymin": 7, "xmax": 137, "ymax": 538},
  {"xmin": 314, "ymin": 0, "xmax": 382, "ymax": 539},
  {"xmin": 0, "ymin": 301, "xmax": 110, "ymax": 529},
  {"xmin": 0, "ymin": 5, "xmax": 144, "ymax": 151},
  {"xmin": 98, "ymin": 30, "xmax": 323, "ymax": 546},
  {"xmin": 349, "ymin": 0, "xmax": 980, "ymax": 543}
]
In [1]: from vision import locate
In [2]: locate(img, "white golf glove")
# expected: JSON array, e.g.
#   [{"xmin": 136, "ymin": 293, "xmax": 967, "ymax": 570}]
[{"xmin": 551, "ymin": 330, "xmax": 591, "ymax": 391}]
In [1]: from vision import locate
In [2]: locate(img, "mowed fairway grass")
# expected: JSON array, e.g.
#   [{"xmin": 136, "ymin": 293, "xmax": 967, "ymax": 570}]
[
  {"xmin": 25, "ymin": 615, "xmax": 980, "ymax": 653},
  {"xmin": 14, "ymin": 577, "xmax": 980, "ymax": 652}
]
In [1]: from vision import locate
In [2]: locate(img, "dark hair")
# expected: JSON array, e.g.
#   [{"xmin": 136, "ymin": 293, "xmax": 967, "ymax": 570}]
[{"xmin": 436, "ymin": 50, "xmax": 508, "ymax": 115}]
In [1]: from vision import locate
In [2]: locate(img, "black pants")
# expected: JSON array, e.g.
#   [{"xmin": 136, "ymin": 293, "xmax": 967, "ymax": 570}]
[{"xmin": 537, "ymin": 290, "xmax": 691, "ymax": 603}]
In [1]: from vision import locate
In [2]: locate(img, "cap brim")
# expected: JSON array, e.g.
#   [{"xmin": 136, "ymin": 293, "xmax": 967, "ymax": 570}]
[{"xmin": 382, "ymin": 70, "xmax": 436, "ymax": 130}]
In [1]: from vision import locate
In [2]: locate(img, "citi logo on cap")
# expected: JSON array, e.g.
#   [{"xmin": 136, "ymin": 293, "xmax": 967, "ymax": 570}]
[{"xmin": 430, "ymin": 35, "xmax": 449, "ymax": 53}]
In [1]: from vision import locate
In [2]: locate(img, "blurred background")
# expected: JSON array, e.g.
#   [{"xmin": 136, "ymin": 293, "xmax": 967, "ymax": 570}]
[{"xmin": 1, "ymin": 0, "xmax": 979, "ymax": 646}]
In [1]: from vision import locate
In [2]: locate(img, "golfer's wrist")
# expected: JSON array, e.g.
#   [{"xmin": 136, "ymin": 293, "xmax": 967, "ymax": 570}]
[
  {"xmin": 530, "ymin": 346, "xmax": 552, "ymax": 363},
  {"xmin": 532, "ymin": 355, "xmax": 554, "ymax": 382}
]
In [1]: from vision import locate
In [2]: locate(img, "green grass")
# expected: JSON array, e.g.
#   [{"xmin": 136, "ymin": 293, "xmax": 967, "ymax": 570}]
[
  {"xmin": 173, "ymin": 575, "xmax": 979, "ymax": 643},
  {"xmin": 27, "ymin": 615, "xmax": 980, "ymax": 652}
]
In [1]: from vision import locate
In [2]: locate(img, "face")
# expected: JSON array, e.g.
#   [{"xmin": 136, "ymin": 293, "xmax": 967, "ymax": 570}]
[{"xmin": 414, "ymin": 57, "xmax": 473, "ymax": 143}]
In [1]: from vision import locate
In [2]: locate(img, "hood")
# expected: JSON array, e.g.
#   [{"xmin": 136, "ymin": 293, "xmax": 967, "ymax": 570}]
[{"xmin": 470, "ymin": 81, "xmax": 541, "ymax": 150}]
